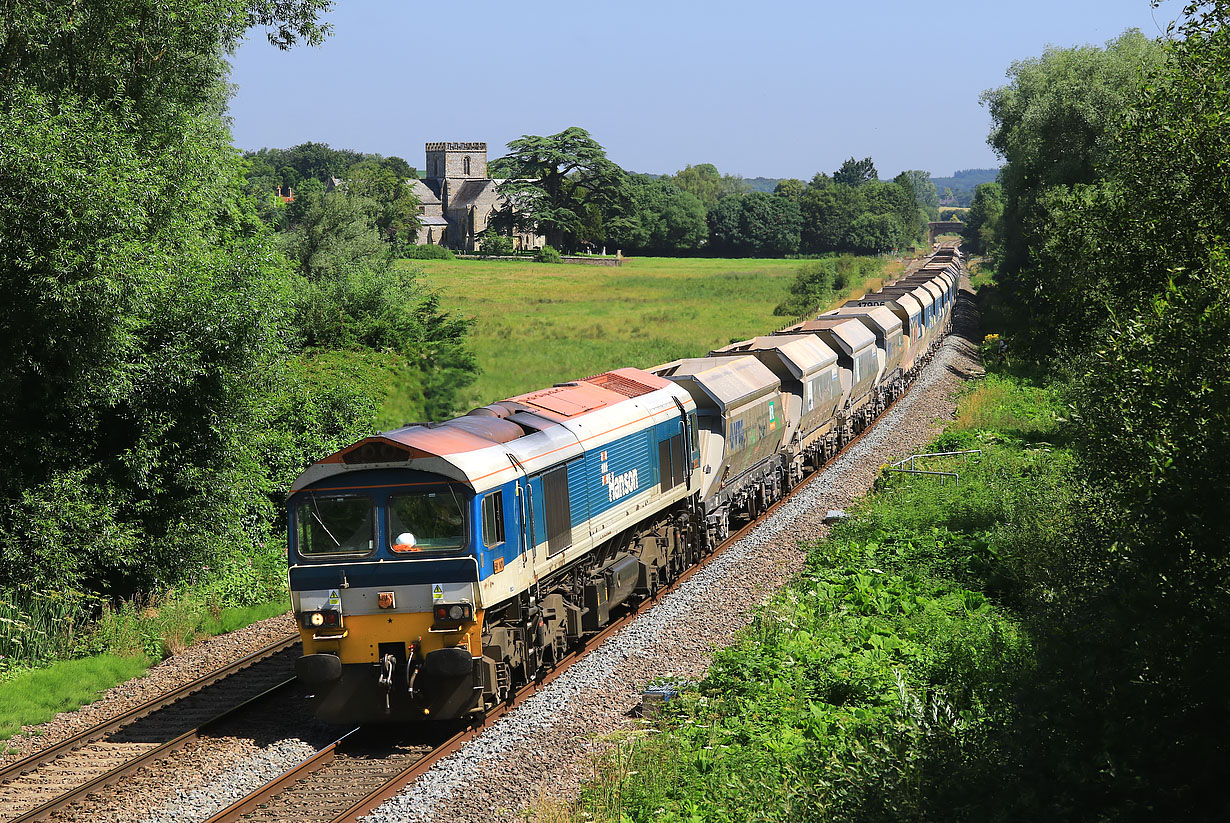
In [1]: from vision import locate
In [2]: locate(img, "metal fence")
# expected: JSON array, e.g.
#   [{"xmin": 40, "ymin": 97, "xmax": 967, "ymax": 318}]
[{"xmin": 882, "ymin": 449, "xmax": 981, "ymax": 486}]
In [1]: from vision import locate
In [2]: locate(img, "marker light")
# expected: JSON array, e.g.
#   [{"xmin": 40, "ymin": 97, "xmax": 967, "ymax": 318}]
[{"xmin": 310, "ymin": 613, "xmax": 324, "ymax": 627}]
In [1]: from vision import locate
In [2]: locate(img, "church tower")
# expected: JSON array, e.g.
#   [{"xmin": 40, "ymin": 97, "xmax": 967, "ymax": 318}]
[{"xmin": 424, "ymin": 142, "xmax": 488, "ymax": 181}]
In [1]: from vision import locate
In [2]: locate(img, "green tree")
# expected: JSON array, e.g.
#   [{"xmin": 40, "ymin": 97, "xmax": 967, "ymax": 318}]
[
  {"xmin": 344, "ymin": 159, "xmax": 421, "ymax": 244},
  {"xmin": 833, "ymin": 156, "xmax": 878, "ymax": 187},
  {"xmin": 492, "ymin": 127, "xmax": 631, "ymax": 251},
  {"xmin": 982, "ymin": 29, "xmax": 1163, "ymax": 282},
  {"xmin": 668, "ymin": 163, "xmax": 748, "ymax": 207},
  {"xmin": 903, "ymin": 169, "xmax": 940, "ymax": 210},
  {"xmin": 0, "ymin": 0, "xmax": 335, "ymax": 597},
  {"xmin": 281, "ymin": 189, "xmax": 392, "ymax": 278},
  {"xmin": 708, "ymin": 192, "xmax": 801, "ymax": 256},
  {"xmin": 799, "ymin": 174, "xmax": 861, "ymax": 253},
  {"xmin": 963, "ymin": 182, "xmax": 1004, "ymax": 256},
  {"xmin": 0, "ymin": 1, "xmax": 476, "ymax": 604},
  {"xmin": 773, "ymin": 178, "xmax": 806, "ymax": 202},
  {"xmin": 608, "ymin": 174, "xmax": 708, "ymax": 251}
]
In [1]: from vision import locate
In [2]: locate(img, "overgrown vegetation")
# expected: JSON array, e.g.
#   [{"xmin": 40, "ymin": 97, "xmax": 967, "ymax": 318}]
[
  {"xmin": 561, "ymin": 369, "xmax": 1070, "ymax": 822},
  {"xmin": 0, "ymin": 1, "xmax": 475, "ymax": 689},
  {"xmin": 773, "ymin": 255, "xmax": 885, "ymax": 318}
]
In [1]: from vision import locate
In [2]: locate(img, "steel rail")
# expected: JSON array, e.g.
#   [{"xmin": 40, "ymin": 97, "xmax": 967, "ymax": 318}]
[
  {"xmin": 203, "ymin": 325, "xmax": 958, "ymax": 823},
  {"xmin": 0, "ymin": 633, "xmax": 299, "ymax": 788},
  {"xmin": 199, "ymin": 728, "xmax": 365, "ymax": 823},
  {"xmin": 6, "ymin": 677, "xmax": 298, "ymax": 823}
]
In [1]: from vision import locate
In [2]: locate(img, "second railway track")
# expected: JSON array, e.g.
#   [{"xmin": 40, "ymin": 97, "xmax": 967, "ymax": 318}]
[{"xmin": 0, "ymin": 636, "xmax": 300, "ymax": 823}]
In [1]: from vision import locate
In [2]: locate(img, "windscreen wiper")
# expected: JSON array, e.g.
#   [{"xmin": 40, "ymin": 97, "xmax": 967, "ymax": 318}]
[{"xmin": 310, "ymin": 496, "xmax": 343, "ymax": 547}]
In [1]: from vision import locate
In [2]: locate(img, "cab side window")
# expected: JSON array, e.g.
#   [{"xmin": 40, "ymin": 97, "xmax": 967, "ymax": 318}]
[{"xmin": 482, "ymin": 492, "xmax": 505, "ymax": 547}]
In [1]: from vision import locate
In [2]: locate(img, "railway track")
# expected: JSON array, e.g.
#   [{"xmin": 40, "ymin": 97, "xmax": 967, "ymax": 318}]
[
  {"xmin": 0, "ymin": 635, "xmax": 300, "ymax": 823},
  {"xmin": 197, "ymin": 343, "xmax": 940, "ymax": 823}
]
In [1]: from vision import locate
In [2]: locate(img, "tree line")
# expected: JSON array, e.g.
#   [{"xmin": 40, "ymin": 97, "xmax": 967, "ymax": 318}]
[
  {"xmin": 492, "ymin": 130, "xmax": 937, "ymax": 256},
  {"xmin": 0, "ymin": 1, "xmax": 473, "ymax": 614},
  {"xmin": 911, "ymin": 11, "xmax": 1230, "ymax": 819},
  {"xmin": 248, "ymin": 132, "xmax": 944, "ymax": 258}
]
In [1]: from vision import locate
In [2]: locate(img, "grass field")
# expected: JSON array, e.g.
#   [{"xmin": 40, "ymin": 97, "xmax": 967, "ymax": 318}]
[{"xmin": 398, "ymin": 255, "xmax": 897, "ymax": 410}]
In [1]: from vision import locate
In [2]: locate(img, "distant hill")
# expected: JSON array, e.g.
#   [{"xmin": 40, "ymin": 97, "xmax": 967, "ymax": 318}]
[
  {"xmin": 932, "ymin": 168, "xmax": 999, "ymax": 207},
  {"xmin": 632, "ymin": 168, "xmax": 1001, "ymax": 207},
  {"xmin": 743, "ymin": 177, "xmax": 782, "ymax": 194}
]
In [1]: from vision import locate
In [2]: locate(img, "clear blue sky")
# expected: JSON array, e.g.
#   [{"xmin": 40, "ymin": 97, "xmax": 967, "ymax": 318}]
[{"xmin": 226, "ymin": 0, "xmax": 1183, "ymax": 180}]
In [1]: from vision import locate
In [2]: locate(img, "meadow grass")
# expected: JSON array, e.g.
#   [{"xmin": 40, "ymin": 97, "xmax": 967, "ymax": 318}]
[
  {"xmin": 0, "ymin": 655, "xmax": 151, "ymax": 739},
  {"xmin": 397, "ymin": 255, "xmax": 897, "ymax": 411}
]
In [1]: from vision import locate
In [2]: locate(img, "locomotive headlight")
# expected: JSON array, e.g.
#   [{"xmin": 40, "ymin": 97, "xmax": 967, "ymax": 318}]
[
  {"xmin": 432, "ymin": 602, "xmax": 474, "ymax": 623},
  {"xmin": 300, "ymin": 608, "xmax": 342, "ymax": 630}
]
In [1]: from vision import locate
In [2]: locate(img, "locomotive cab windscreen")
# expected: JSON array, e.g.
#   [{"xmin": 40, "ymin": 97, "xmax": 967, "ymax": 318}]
[{"xmin": 291, "ymin": 482, "xmax": 469, "ymax": 560}]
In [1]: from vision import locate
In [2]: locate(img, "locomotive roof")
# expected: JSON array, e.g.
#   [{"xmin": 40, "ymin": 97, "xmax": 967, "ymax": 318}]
[{"xmin": 290, "ymin": 367, "xmax": 693, "ymax": 493}]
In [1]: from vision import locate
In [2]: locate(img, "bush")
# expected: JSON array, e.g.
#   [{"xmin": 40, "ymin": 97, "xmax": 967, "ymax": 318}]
[
  {"xmin": 774, "ymin": 254, "xmax": 884, "ymax": 317},
  {"xmin": 401, "ymin": 243, "xmax": 455, "ymax": 260},
  {"xmin": 774, "ymin": 258, "xmax": 835, "ymax": 317},
  {"xmin": 535, "ymin": 245, "xmax": 562, "ymax": 264},
  {"xmin": 479, "ymin": 233, "xmax": 515, "ymax": 256}
]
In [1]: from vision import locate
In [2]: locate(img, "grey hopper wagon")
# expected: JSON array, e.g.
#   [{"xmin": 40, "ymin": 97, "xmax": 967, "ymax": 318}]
[
  {"xmin": 711, "ymin": 334, "xmax": 844, "ymax": 476},
  {"xmin": 650, "ymin": 355, "xmax": 785, "ymax": 510},
  {"xmin": 902, "ymin": 276, "xmax": 952, "ymax": 316},
  {"xmin": 844, "ymin": 291, "xmax": 925, "ymax": 372},
  {"xmin": 821, "ymin": 305, "xmax": 905, "ymax": 388},
  {"xmin": 876, "ymin": 285, "xmax": 938, "ymax": 352},
  {"xmin": 774, "ymin": 317, "xmax": 879, "ymax": 431}
]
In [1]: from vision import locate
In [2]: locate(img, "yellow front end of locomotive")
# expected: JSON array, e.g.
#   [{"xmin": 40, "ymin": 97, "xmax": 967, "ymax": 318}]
[{"xmin": 299, "ymin": 608, "xmax": 485, "ymax": 663}]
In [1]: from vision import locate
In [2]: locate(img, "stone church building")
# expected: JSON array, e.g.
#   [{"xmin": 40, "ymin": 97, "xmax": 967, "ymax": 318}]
[{"xmin": 409, "ymin": 142, "xmax": 544, "ymax": 251}]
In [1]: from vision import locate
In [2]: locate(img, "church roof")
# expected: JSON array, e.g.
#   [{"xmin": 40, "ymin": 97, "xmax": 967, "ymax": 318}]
[
  {"xmin": 407, "ymin": 179, "xmax": 440, "ymax": 205},
  {"xmin": 449, "ymin": 179, "xmax": 498, "ymax": 207},
  {"xmin": 418, "ymin": 215, "xmax": 449, "ymax": 226}
]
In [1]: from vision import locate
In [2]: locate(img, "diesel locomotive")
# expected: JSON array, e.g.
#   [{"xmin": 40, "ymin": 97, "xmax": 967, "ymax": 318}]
[{"xmin": 288, "ymin": 243, "xmax": 963, "ymax": 724}]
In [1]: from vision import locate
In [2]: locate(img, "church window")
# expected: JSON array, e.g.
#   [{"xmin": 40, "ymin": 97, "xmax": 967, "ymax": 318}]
[{"xmin": 464, "ymin": 156, "xmax": 471, "ymax": 176}]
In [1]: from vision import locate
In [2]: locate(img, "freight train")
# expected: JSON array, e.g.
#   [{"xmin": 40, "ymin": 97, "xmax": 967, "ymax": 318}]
[{"xmin": 288, "ymin": 243, "xmax": 963, "ymax": 724}]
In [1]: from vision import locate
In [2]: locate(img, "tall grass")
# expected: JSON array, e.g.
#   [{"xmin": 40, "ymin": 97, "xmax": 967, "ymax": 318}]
[
  {"xmin": 0, "ymin": 590, "xmax": 96, "ymax": 667},
  {"xmin": 952, "ymin": 373, "xmax": 1058, "ymax": 436}
]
